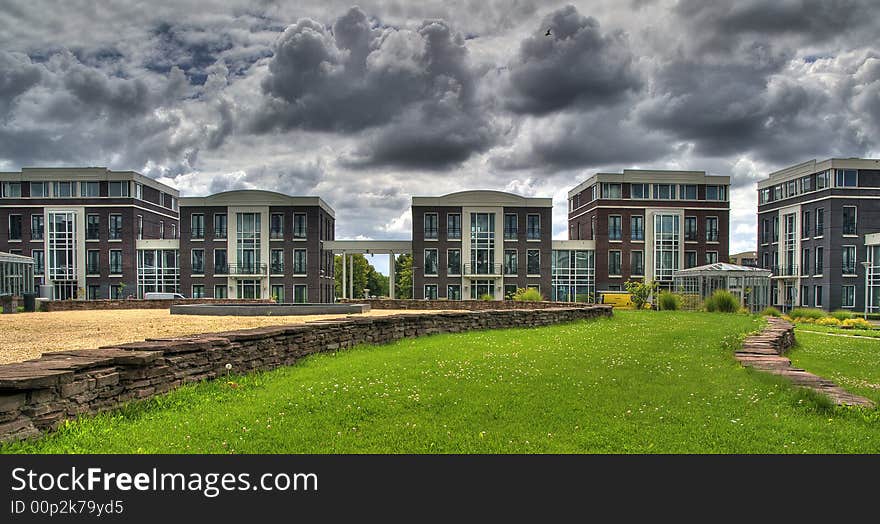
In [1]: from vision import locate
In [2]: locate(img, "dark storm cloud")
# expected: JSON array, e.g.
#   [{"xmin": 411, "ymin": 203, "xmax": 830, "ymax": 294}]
[
  {"xmin": 503, "ymin": 4, "xmax": 642, "ymax": 115},
  {"xmin": 0, "ymin": 52, "xmax": 42, "ymax": 116}
]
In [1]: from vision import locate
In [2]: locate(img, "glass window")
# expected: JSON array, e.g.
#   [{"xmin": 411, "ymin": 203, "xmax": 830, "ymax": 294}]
[
  {"xmin": 685, "ymin": 251, "xmax": 697, "ymax": 269},
  {"xmin": 447, "ymin": 285, "xmax": 461, "ymax": 300},
  {"xmin": 86, "ymin": 214, "xmax": 100, "ymax": 240},
  {"xmin": 29, "ymin": 182, "xmax": 47, "ymax": 198},
  {"xmin": 191, "ymin": 285, "xmax": 205, "ymax": 298},
  {"xmin": 424, "ymin": 249, "xmax": 438, "ymax": 275},
  {"xmin": 87, "ymin": 250, "xmax": 100, "ymax": 274},
  {"xmin": 842, "ymin": 246, "xmax": 856, "ymax": 275},
  {"xmin": 705, "ymin": 185, "xmax": 726, "ymax": 201},
  {"xmin": 214, "ymin": 213, "xmax": 227, "ymax": 239},
  {"xmin": 80, "ymin": 181, "xmax": 99, "ymax": 197},
  {"xmin": 447, "ymin": 249, "xmax": 461, "ymax": 275},
  {"xmin": 270, "ymin": 213, "xmax": 284, "ymax": 239},
  {"xmin": 159, "ymin": 221, "xmax": 164, "ymax": 239},
  {"xmin": 53, "ymin": 181, "xmax": 74, "ymax": 197},
  {"xmin": 87, "ymin": 285, "xmax": 100, "ymax": 300},
  {"xmin": 504, "ymin": 249, "xmax": 518, "ymax": 275},
  {"xmin": 191, "ymin": 214, "xmax": 205, "ymax": 239},
  {"xmin": 7, "ymin": 214, "xmax": 21, "ymax": 240},
  {"xmin": 801, "ymin": 176, "xmax": 812, "ymax": 192},
  {"xmin": 842, "ymin": 206, "xmax": 857, "ymax": 235},
  {"xmin": 801, "ymin": 285, "xmax": 810, "ymax": 306},
  {"xmin": 423, "ymin": 213, "xmax": 438, "ymax": 239},
  {"xmin": 424, "ymin": 284, "xmax": 438, "ymax": 300},
  {"xmin": 609, "ymin": 251, "xmax": 622, "ymax": 275},
  {"xmin": 527, "ymin": 214, "xmax": 541, "ymax": 240},
  {"xmin": 293, "ymin": 213, "xmax": 306, "ymax": 239},
  {"xmin": 601, "ymin": 183, "xmax": 622, "ymax": 199},
  {"xmin": 135, "ymin": 183, "xmax": 142, "ymax": 200},
  {"xmin": 271, "ymin": 284, "xmax": 285, "ymax": 303},
  {"xmin": 293, "ymin": 249, "xmax": 307, "ymax": 274},
  {"xmin": 109, "ymin": 214, "xmax": 123, "ymax": 240},
  {"xmin": 108, "ymin": 181, "xmax": 129, "ymax": 197},
  {"xmin": 630, "ymin": 183, "xmax": 648, "ymax": 199},
  {"xmin": 815, "ymin": 208, "xmax": 824, "ymax": 236},
  {"xmin": 109, "ymin": 249, "xmax": 123, "ymax": 274},
  {"xmin": 214, "ymin": 285, "xmax": 227, "ymax": 299},
  {"xmin": 653, "ymin": 184, "xmax": 674, "ymax": 200},
  {"xmin": 527, "ymin": 249, "xmax": 540, "ymax": 274},
  {"xmin": 706, "ymin": 251, "xmax": 718, "ymax": 264},
  {"xmin": 447, "ymin": 213, "xmax": 461, "ymax": 240},
  {"xmin": 681, "ymin": 184, "xmax": 697, "ymax": 200},
  {"xmin": 801, "ymin": 210, "xmax": 810, "ymax": 238},
  {"xmin": 835, "ymin": 169, "xmax": 857, "ymax": 187},
  {"xmin": 631, "ymin": 215, "xmax": 644, "ymax": 241},
  {"xmin": 2, "ymin": 182, "xmax": 21, "ymax": 197},
  {"xmin": 504, "ymin": 213, "xmax": 518, "ymax": 240},
  {"xmin": 815, "ymin": 247, "xmax": 823, "ymax": 274},
  {"xmin": 191, "ymin": 249, "xmax": 204, "ymax": 273},
  {"xmin": 608, "ymin": 215, "xmax": 622, "ymax": 241},
  {"xmin": 842, "ymin": 286, "xmax": 855, "ymax": 308},
  {"xmin": 294, "ymin": 285, "xmax": 308, "ymax": 303},
  {"xmin": 270, "ymin": 249, "xmax": 284, "ymax": 273},
  {"xmin": 685, "ymin": 216, "xmax": 697, "ymax": 241},
  {"xmin": 32, "ymin": 249, "xmax": 44, "ymax": 274},
  {"xmin": 631, "ymin": 250, "xmax": 644, "ymax": 275},
  {"xmin": 815, "ymin": 286, "xmax": 823, "ymax": 307},
  {"xmin": 706, "ymin": 217, "xmax": 718, "ymax": 242},
  {"xmin": 214, "ymin": 249, "xmax": 228, "ymax": 274},
  {"xmin": 816, "ymin": 170, "xmax": 829, "ymax": 189},
  {"xmin": 801, "ymin": 248, "xmax": 810, "ymax": 276}
]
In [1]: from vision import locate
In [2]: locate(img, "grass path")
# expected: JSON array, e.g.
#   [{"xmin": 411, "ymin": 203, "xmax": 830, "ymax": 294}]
[{"xmin": 3, "ymin": 311, "xmax": 878, "ymax": 454}]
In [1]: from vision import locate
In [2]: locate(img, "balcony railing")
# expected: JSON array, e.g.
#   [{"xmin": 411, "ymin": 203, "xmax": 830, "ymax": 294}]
[
  {"xmin": 214, "ymin": 228, "xmax": 227, "ymax": 239},
  {"xmin": 109, "ymin": 228, "xmax": 123, "ymax": 240},
  {"xmin": 447, "ymin": 228, "xmax": 462, "ymax": 240},
  {"xmin": 447, "ymin": 264, "xmax": 461, "ymax": 275},
  {"xmin": 191, "ymin": 227, "xmax": 205, "ymax": 239},
  {"xmin": 214, "ymin": 263, "xmax": 229, "ymax": 274},
  {"xmin": 527, "ymin": 228, "xmax": 541, "ymax": 240},
  {"xmin": 270, "ymin": 263, "xmax": 284, "ymax": 274},
  {"xmin": 462, "ymin": 263, "xmax": 503, "ymax": 276},
  {"xmin": 424, "ymin": 228, "xmax": 438, "ymax": 239},
  {"xmin": 843, "ymin": 264, "xmax": 857, "ymax": 275},
  {"xmin": 86, "ymin": 226, "xmax": 100, "ymax": 240},
  {"xmin": 504, "ymin": 228, "xmax": 518, "ymax": 240},
  {"xmin": 192, "ymin": 265, "xmax": 205, "ymax": 274},
  {"xmin": 843, "ymin": 223, "xmax": 857, "ymax": 235},
  {"xmin": 771, "ymin": 264, "xmax": 798, "ymax": 277},
  {"xmin": 706, "ymin": 231, "xmax": 719, "ymax": 242},
  {"xmin": 226, "ymin": 263, "xmax": 268, "ymax": 275},
  {"xmin": 270, "ymin": 229, "xmax": 284, "ymax": 240},
  {"xmin": 685, "ymin": 231, "xmax": 698, "ymax": 241}
]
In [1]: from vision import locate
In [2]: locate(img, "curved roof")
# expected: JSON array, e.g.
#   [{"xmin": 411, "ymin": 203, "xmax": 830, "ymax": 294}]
[
  {"xmin": 412, "ymin": 189, "xmax": 552, "ymax": 207},
  {"xmin": 180, "ymin": 189, "xmax": 334, "ymax": 216},
  {"xmin": 674, "ymin": 262, "xmax": 771, "ymax": 277}
]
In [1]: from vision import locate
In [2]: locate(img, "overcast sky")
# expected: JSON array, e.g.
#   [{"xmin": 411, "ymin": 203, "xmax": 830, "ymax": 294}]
[{"xmin": 2, "ymin": 0, "xmax": 879, "ymax": 273}]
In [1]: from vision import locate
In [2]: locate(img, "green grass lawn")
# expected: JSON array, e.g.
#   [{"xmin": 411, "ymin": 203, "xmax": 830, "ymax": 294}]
[
  {"xmin": 789, "ymin": 331, "xmax": 880, "ymax": 405},
  {"xmin": 3, "ymin": 310, "xmax": 878, "ymax": 454},
  {"xmin": 794, "ymin": 323, "xmax": 880, "ymax": 339}
]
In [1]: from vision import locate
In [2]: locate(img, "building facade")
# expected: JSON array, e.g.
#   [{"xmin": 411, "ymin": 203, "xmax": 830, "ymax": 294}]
[
  {"xmin": 756, "ymin": 158, "xmax": 880, "ymax": 311},
  {"xmin": 179, "ymin": 190, "xmax": 336, "ymax": 302},
  {"xmin": 729, "ymin": 251, "xmax": 758, "ymax": 267},
  {"xmin": 567, "ymin": 170, "xmax": 731, "ymax": 292},
  {"xmin": 0, "ymin": 167, "xmax": 180, "ymax": 300}
]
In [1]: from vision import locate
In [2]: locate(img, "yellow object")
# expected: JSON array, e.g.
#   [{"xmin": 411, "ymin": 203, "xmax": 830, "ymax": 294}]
[{"xmin": 602, "ymin": 292, "xmax": 634, "ymax": 309}]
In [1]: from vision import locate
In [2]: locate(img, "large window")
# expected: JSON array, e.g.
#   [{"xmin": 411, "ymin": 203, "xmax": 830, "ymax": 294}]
[
  {"xmin": 630, "ymin": 183, "xmax": 648, "ymax": 199},
  {"xmin": 80, "ymin": 181, "xmax": 99, "ymax": 197},
  {"xmin": 608, "ymin": 251, "xmax": 622, "ymax": 276},
  {"xmin": 423, "ymin": 213, "xmax": 438, "ymax": 239},
  {"xmin": 30, "ymin": 182, "xmax": 47, "ymax": 198},
  {"xmin": 447, "ymin": 285, "xmax": 461, "ymax": 300},
  {"xmin": 608, "ymin": 215, "xmax": 622, "ymax": 241},
  {"xmin": 270, "ymin": 249, "xmax": 284, "ymax": 274},
  {"xmin": 817, "ymin": 170, "xmax": 829, "ymax": 189},
  {"xmin": 680, "ymin": 184, "xmax": 697, "ymax": 200},
  {"xmin": 191, "ymin": 214, "xmax": 205, "ymax": 239},
  {"xmin": 842, "ymin": 206, "xmax": 857, "ymax": 236},
  {"xmin": 293, "ymin": 248, "xmax": 307, "ymax": 274},
  {"xmin": 685, "ymin": 251, "xmax": 697, "ymax": 269},
  {"xmin": 815, "ymin": 286, "xmax": 823, "ymax": 307},
  {"xmin": 109, "ymin": 249, "xmax": 123, "ymax": 274},
  {"xmin": 705, "ymin": 185, "xmax": 726, "ymax": 201},
  {"xmin": 653, "ymin": 214, "xmax": 680, "ymax": 286},
  {"xmin": 835, "ymin": 169, "xmax": 857, "ymax": 187},
  {"xmin": 87, "ymin": 250, "xmax": 100, "ymax": 274},
  {"xmin": 270, "ymin": 213, "xmax": 284, "ymax": 239},
  {"xmin": 32, "ymin": 249, "xmax": 44, "ymax": 274},
  {"xmin": 47, "ymin": 211, "xmax": 77, "ymax": 292},
  {"xmin": 842, "ymin": 246, "xmax": 856, "ymax": 275},
  {"xmin": 527, "ymin": 214, "xmax": 541, "ymax": 240},
  {"xmin": 8, "ymin": 214, "xmax": 21, "ymax": 240},
  {"xmin": 685, "ymin": 216, "xmax": 697, "ymax": 241},
  {"xmin": 109, "ymin": 214, "xmax": 123, "ymax": 240},
  {"xmin": 706, "ymin": 251, "xmax": 718, "ymax": 264},
  {"xmin": 214, "ymin": 249, "xmax": 228, "ymax": 274},
  {"xmin": 631, "ymin": 215, "xmax": 644, "ymax": 241},
  {"xmin": 815, "ymin": 247, "xmax": 823, "ymax": 274},
  {"xmin": 214, "ymin": 285, "xmax": 227, "ymax": 299},
  {"xmin": 424, "ymin": 284, "xmax": 438, "ymax": 300},
  {"xmin": 706, "ymin": 217, "xmax": 718, "ymax": 242},
  {"xmin": 86, "ymin": 214, "xmax": 100, "ymax": 240},
  {"xmin": 469, "ymin": 280, "xmax": 494, "ymax": 300},
  {"xmin": 214, "ymin": 213, "xmax": 227, "ymax": 239},
  {"xmin": 192, "ymin": 285, "xmax": 205, "ymax": 298},
  {"xmin": 293, "ymin": 213, "xmax": 306, "ymax": 239},
  {"xmin": 2, "ymin": 182, "xmax": 21, "ymax": 197},
  {"xmin": 271, "ymin": 284, "xmax": 284, "ymax": 303},
  {"xmin": 53, "ymin": 181, "xmax": 74, "ymax": 197},
  {"xmin": 801, "ymin": 248, "xmax": 810, "ymax": 276},
  {"xmin": 447, "ymin": 249, "xmax": 461, "ymax": 275},
  {"xmin": 294, "ymin": 285, "xmax": 308, "ymax": 303},
  {"xmin": 504, "ymin": 249, "xmax": 518, "ymax": 275},
  {"xmin": 801, "ymin": 210, "xmax": 810, "ymax": 238},
  {"xmin": 601, "ymin": 183, "xmax": 621, "ymax": 199},
  {"xmin": 653, "ymin": 184, "xmax": 675, "ymax": 200},
  {"xmin": 631, "ymin": 250, "xmax": 644, "ymax": 276},
  {"xmin": 136, "ymin": 249, "xmax": 180, "ymax": 298},
  {"xmin": 504, "ymin": 213, "xmax": 518, "ymax": 240},
  {"xmin": 551, "ymin": 249, "xmax": 594, "ymax": 303},
  {"xmin": 236, "ymin": 213, "xmax": 261, "ymax": 274},
  {"xmin": 815, "ymin": 208, "xmax": 824, "ymax": 236},
  {"xmin": 527, "ymin": 249, "xmax": 540, "ymax": 275},
  {"xmin": 842, "ymin": 285, "xmax": 855, "ymax": 308},
  {"xmin": 470, "ymin": 213, "xmax": 495, "ymax": 275},
  {"xmin": 447, "ymin": 213, "xmax": 461, "ymax": 240},
  {"xmin": 424, "ymin": 249, "xmax": 439, "ymax": 275},
  {"xmin": 108, "ymin": 181, "xmax": 129, "ymax": 197},
  {"xmin": 191, "ymin": 249, "xmax": 204, "ymax": 274}
]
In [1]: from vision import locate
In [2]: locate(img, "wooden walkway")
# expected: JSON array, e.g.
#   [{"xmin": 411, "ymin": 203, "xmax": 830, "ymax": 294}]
[{"xmin": 735, "ymin": 317, "xmax": 875, "ymax": 408}]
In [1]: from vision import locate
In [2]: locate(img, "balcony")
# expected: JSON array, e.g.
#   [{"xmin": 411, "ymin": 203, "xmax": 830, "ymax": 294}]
[
  {"xmin": 771, "ymin": 264, "xmax": 798, "ymax": 277},
  {"xmin": 226, "ymin": 263, "xmax": 268, "ymax": 276},
  {"xmin": 462, "ymin": 263, "xmax": 503, "ymax": 276}
]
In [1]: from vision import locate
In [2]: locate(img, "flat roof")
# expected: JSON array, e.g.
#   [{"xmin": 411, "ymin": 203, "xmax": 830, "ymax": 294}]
[
  {"xmin": 412, "ymin": 190, "xmax": 552, "ymax": 208},
  {"xmin": 180, "ymin": 190, "xmax": 335, "ymax": 217},
  {"xmin": 757, "ymin": 158, "xmax": 880, "ymax": 189},
  {"xmin": 568, "ymin": 169, "xmax": 728, "ymax": 198},
  {"xmin": 0, "ymin": 252, "xmax": 34, "ymax": 264},
  {"xmin": 0, "ymin": 167, "xmax": 180, "ymax": 197}
]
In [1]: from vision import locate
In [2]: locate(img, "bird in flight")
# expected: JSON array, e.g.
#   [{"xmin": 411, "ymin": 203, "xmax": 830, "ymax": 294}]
[{"xmin": 545, "ymin": 28, "xmax": 552, "ymax": 36}]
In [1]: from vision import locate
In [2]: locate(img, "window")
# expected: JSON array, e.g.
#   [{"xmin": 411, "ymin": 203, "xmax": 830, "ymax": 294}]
[
  {"xmin": 801, "ymin": 248, "xmax": 810, "ymax": 276},
  {"xmin": 816, "ymin": 170, "xmax": 829, "ymax": 189},
  {"xmin": 53, "ymin": 181, "xmax": 74, "ymax": 197},
  {"xmin": 108, "ymin": 181, "xmax": 129, "ymax": 197},
  {"xmin": 842, "ymin": 246, "xmax": 856, "ymax": 275},
  {"xmin": 2, "ymin": 182, "xmax": 21, "ymax": 197},
  {"xmin": 630, "ymin": 183, "xmax": 648, "ymax": 199},
  {"xmin": 135, "ymin": 183, "xmax": 143, "ymax": 200},
  {"xmin": 815, "ymin": 208, "xmax": 824, "ymax": 236},
  {"xmin": 447, "ymin": 213, "xmax": 461, "ymax": 240},
  {"xmin": 609, "ymin": 251, "xmax": 622, "ymax": 276},
  {"xmin": 759, "ymin": 187, "xmax": 770, "ymax": 204},
  {"xmin": 447, "ymin": 285, "xmax": 461, "ymax": 300},
  {"xmin": 192, "ymin": 285, "xmax": 205, "ymax": 298},
  {"xmin": 706, "ymin": 251, "xmax": 718, "ymax": 264},
  {"xmin": 704, "ymin": 217, "xmax": 718, "ymax": 242},
  {"xmin": 504, "ymin": 213, "xmax": 518, "ymax": 240},
  {"xmin": 802, "ymin": 210, "xmax": 810, "ymax": 238},
  {"xmin": 32, "ymin": 249, "xmax": 44, "ymax": 274},
  {"xmin": 681, "ymin": 184, "xmax": 697, "ymax": 200},
  {"xmin": 815, "ymin": 286, "xmax": 823, "ymax": 307},
  {"xmin": 631, "ymin": 215, "xmax": 644, "ymax": 241},
  {"xmin": 293, "ymin": 249, "xmax": 307, "ymax": 274},
  {"xmin": 608, "ymin": 215, "xmax": 622, "ymax": 241},
  {"xmin": 214, "ymin": 249, "xmax": 228, "ymax": 274},
  {"xmin": 527, "ymin": 214, "xmax": 541, "ymax": 240},
  {"xmin": 8, "ymin": 214, "xmax": 21, "ymax": 240},
  {"xmin": 80, "ymin": 181, "xmax": 99, "ymax": 197},
  {"xmin": 86, "ymin": 214, "xmax": 100, "ymax": 240},
  {"xmin": 653, "ymin": 184, "xmax": 675, "ymax": 200},
  {"xmin": 815, "ymin": 247, "xmax": 823, "ymax": 274},
  {"xmin": 270, "ymin": 213, "xmax": 284, "ymax": 239},
  {"xmin": 631, "ymin": 251, "xmax": 644, "ymax": 276},
  {"xmin": 591, "ymin": 216, "xmax": 596, "ymax": 240},
  {"xmin": 424, "ymin": 249, "xmax": 438, "ymax": 275},
  {"xmin": 191, "ymin": 249, "xmax": 205, "ymax": 274},
  {"xmin": 159, "ymin": 220, "xmax": 164, "ymax": 239},
  {"xmin": 294, "ymin": 285, "xmax": 308, "ymax": 303},
  {"xmin": 504, "ymin": 249, "xmax": 518, "ymax": 275},
  {"xmin": 87, "ymin": 250, "xmax": 100, "ymax": 274},
  {"xmin": 654, "ymin": 214, "xmax": 680, "ymax": 285},
  {"xmin": 214, "ymin": 213, "xmax": 228, "ymax": 239},
  {"xmin": 601, "ymin": 183, "xmax": 622, "ymax": 199},
  {"xmin": 842, "ymin": 206, "xmax": 857, "ymax": 236},
  {"xmin": 29, "ymin": 182, "xmax": 47, "ymax": 197},
  {"xmin": 170, "ymin": 223, "xmax": 176, "ymax": 239},
  {"xmin": 423, "ymin": 213, "xmax": 438, "ymax": 239},
  {"xmin": 504, "ymin": 284, "xmax": 518, "ymax": 300},
  {"xmin": 773, "ymin": 216, "xmax": 779, "ymax": 242},
  {"xmin": 801, "ymin": 285, "xmax": 810, "ymax": 306},
  {"xmin": 527, "ymin": 249, "xmax": 540, "ymax": 275},
  {"xmin": 785, "ymin": 180, "xmax": 797, "ymax": 198},
  {"xmin": 270, "ymin": 249, "xmax": 284, "ymax": 274},
  {"xmin": 293, "ymin": 213, "xmax": 306, "ymax": 239},
  {"xmin": 835, "ymin": 169, "xmax": 857, "ymax": 187},
  {"xmin": 447, "ymin": 249, "xmax": 461, "ymax": 275},
  {"xmin": 271, "ymin": 284, "xmax": 285, "ymax": 302},
  {"xmin": 214, "ymin": 285, "xmax": 227, "ymax": 299},
  {"xmin": 685, "ymin": 216, "xmax": 697, "ymax": 241},
  {"xmin": 88, "ymin": 285, "xmax": 100, "ymax": 300},
  {"xmin": 685, "ymin": 251, "xmax": 697, "ymax": 269},
  {"xmin": 109, "ymin": 250, "xmax": 123, "ymax": 274},
  {"xmin": 109, "ymin": 214, "xmax": 123, "ymax": 240},
  {"xmin": 133, "ymin": 215, "xmax": 141, "ymax": 240},
  {"xmin": 424, "ymin": 284, "xmax": 438, "ymax": 300},
  {"xmin": 842, "ymin": 286, "xmax": 855, "ymax": 308},
  {"xmin": 110, "ymin": 284, "xmax": 123, "ymax": 300},
  {"xmin": 191, "ymin": 214, "xmax": 205, "ymax": 239}
]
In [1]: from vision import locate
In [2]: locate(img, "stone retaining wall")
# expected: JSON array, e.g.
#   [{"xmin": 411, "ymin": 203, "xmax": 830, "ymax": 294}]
[
  {"xmin": 40, "ymin": 298, "xmax": 272, "ymax": 312},
  {"xmin": 338, "ymin": 298, "xmax": 595, "ymax": 310},
  {"xmin": 0, "ymin": 305, "xmax": 612, "ymax": 443}
]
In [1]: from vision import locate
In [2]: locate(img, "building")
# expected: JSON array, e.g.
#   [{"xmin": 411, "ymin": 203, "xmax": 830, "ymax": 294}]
[
  {"xmin": 0, "ymin": 251, "xmax": 35, "ymax": 296},
  {"xmin": 567, "ymin": 170, "xmax": 731, "ymax": 292},
  {"xmin": 756, "ymin": 158, "xmax": 880, "ymax": 311},
  {"xmin": 729, "ymin": 251, "xmax": 758, "ymax": 267},
  {"xmin": 0, "ymin": 167, "xmax": 180, "ymax": 300},
  {"xmin": 179, "ymin": 190, "xmax": 336, "ymax": 302}
]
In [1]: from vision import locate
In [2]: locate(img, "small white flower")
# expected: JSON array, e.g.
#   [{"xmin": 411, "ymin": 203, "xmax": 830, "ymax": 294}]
[{"xmin": 225, "ymin": 363, "xmax": 233, "ymax": 370}]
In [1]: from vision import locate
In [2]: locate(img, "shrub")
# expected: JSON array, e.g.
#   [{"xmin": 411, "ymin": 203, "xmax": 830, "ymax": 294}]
[
  {"xmin": 624, "ymin": 280, "xmax": 658, "ymax": 310},
  {"xmin": 657, "ymin": 291, "xmax": 681, "ymax": 311},
  {"xmin": 815, "ymin": 317, "xmax": 842, "ymax": 327},
  {"xmin": 789, "ymin": 308, "xmax": 826, "ymax": 321},
  {"xmin": 512, "ymin": 287, "xmax": 543, "ymax": 302},
  {"xmin": 830, "ymin": 310, "xmax": 855, "ymax": 321},
  {"xmin": 480, "ymin": 293, "xmax": 494, "ymax": 301},
  {"xmin": 704, "ymin": 290, "xmax": 739, "ymax": 313},
  {"xmin": 760, "ymin": 307, "xmax": 781, "ymax": 317},
  {"xmin": 842, "ymin": 318, "xmax": 872, "ymax": 329}
]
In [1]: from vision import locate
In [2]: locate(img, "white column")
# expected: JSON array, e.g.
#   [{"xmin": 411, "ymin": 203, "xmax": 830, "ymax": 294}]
[
  {"xmin": 349, "ymin": 254, "xmax": 354, "ymax": 299},
  {"xmin": 342, "ymin": 252, "xmax": 347, "ymax": 299},
  {"xmin": 389, "ymin": 252, "xmax": 395, "ymax": 299}
]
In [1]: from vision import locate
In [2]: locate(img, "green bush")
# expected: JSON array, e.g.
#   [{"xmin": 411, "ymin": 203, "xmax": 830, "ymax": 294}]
[
  {"xmin": 830, "ymin": 310, "xmax": 855, "ymax": 321},
  {"xmin": 760, "ymin": 306, "xmax": 781, "ymax": 317},
  {"xmin": 789, "ymin": 308, "xmax": 826, "ymax": 321},
  {"xmin": 624, "ymin": 279, "xmax": 658, "ymax": 310},
  {"xmin": 657, "ymin": 291, "xmax": 681, "ymax": 311},
  {"xmin": 480, "ymin": 293, "xmax": 494, "ymax": 301},
  {"xmin": 512, "ymin": 287, "xmax": 543, "ymax": 302},
  {"xmin": 704, "ymin": 290, "xmax": 739, "ymax": 313}
]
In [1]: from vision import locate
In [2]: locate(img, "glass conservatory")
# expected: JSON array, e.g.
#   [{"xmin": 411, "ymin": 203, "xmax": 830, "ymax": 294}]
[
  {"xmin": 0, "ymin": 251, "xmax": 35, "ymax": 296},
  {"xmin": 672, "ymin": 262, "xmax": 771, "ymax": 312}
]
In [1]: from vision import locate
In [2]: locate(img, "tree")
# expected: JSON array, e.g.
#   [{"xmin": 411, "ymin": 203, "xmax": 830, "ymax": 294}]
[
  {"xmin": 394, "ymin": 253, "xmax": 413, "ymax": 299},
  {"xmin": 334, "ymin": 254, "xmax": 389, "ymax": 298},
  {"xmin": 624, "ymin": 279, "xmax": 658, "ymax": 310}
]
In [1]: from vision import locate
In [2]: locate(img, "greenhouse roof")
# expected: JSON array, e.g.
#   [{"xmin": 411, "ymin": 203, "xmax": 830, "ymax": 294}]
[{"xmin": 674, "ymin": 262, "xmax": 771, "ymax": 277}]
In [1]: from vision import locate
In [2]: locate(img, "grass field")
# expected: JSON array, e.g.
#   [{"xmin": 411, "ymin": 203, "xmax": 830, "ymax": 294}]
[
  {"xmin": 789, "ymin": 331, "xmax": 880, "ymax": 405},
  {"xmin": 0, "ymin": 308, "xmax": 445, "ymax": 364},
  {"xmin": 794, "ymin": 323, "xmax": 880, "ymax": 339},
  {"xmin": 3, "ymin": 310, "xmax": 878, "ymax": 454}
]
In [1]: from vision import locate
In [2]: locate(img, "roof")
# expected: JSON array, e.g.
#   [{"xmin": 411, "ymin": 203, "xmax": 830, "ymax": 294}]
[
  {"xmin": 412, "ymin": 190, "xmax": 552, "ymax": 208},
  {"xmin": 674, "ymin": 262, "xmax": 771, "ymax": 277},
  {"xmin": 0, "ymin": 251, "xmax": 34, "ymax": 264},
  {"xmin": 180, "ymin": 189, "xmax": 335, "ymax": 217}
]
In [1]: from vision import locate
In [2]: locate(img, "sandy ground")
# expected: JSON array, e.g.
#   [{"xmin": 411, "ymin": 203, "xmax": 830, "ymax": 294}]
[{"xmin": 0, "ymin": 309, "xmax": 444, "ymax": 365}]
